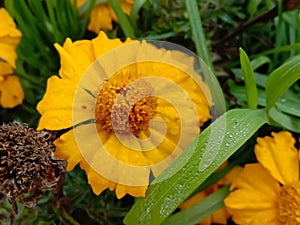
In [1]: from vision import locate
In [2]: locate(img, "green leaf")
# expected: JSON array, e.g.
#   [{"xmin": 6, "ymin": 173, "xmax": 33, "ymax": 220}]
[
  {"xmin": 250, "ymin": 55, "xmax": 271, "ymax": 71},
  {"xmin": 265, "ymin": 55, "xmax": 300, "ymax": 110},
  {"xmin": 79, "ymin": 0, "xmax": 106, "ymax": 15},
  {"xmin": 229, "ymin": 84, "xmax": 266, "ymax": 107},
  {"xmin": 276, "ymin": 96, "xmax": 300, "ymax": 117},
  {"xmin": 239, "ymin": 48, "xmax": 258, "ymax": 109},
  {"xmin": 253, "ymin": 43, "xmax": 300, "ymax": 57},
  {"xmin": 124, "ymin": 109, "xmax": 267, "ymax": 225},
  {"xmin": 185, "ymin": 0, "xmax": 214, "ymax": 73},
  {"xmin": 162, "ymin": 186, "xmax": 230, "ymax": 225},
  {"xmin": 247, "ymin": 0, "xmax": 263, "ymax": 17},
  {"xmin": 231, "ymin": 69, "xmax": 267, "ymax": 88},
  {"xmin": 269, "ymin": 107, "xmax": 300, "ymax": 133},
  {"xmin": 107, "ymin": 0, "xmax": 135, "ymax": 39},
  {"xmin": 78, "ymin": 0, "xmax": 96, "ymax": 37},
  {"xmin": 143, "ymin": 32, "xmax": 176, "ymax": 40},
  {"xmin": 193, "ymin": 140, "xmax": 256, "ymax": 195},
  {"xmin": 129, "ymin": 0, "xmax": 147, "ymax": 30}
]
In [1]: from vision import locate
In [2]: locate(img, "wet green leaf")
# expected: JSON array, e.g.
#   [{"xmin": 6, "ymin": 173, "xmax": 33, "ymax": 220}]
[
  {"xmin": 124, "ymin": 109, "xmax": 267, "ymax": 225},
  {"xmin": 162, "ymin": 186, "xmax": 230, "ymax": 225},
  {"xmin": 265, "ymin": 55, "xmax": 300, "ymax": 110}
]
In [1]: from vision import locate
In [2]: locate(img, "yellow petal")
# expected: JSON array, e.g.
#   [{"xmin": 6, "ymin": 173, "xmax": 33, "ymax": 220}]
[
  {"xmin": 115, "ymin": 184, "xmax": 147, "ymax": 199},
  {"xmin": 0, "ymin": 75, "xmax": 24, "ymax": 108},
  {"xmin": 223, "ymin": 166, "xmax": 243, "ymax": 184},
  {"xmin": 55, "ymin": 38, "xmax": 94, "ymax": 80},
  {"xmin": 113, "ymin": 134, "xmax": 149, "ymax": 166},
  {"xmin": 136, "ymin": 60, "xmax": 211, "ymax": 126},
  {"xmin": 91, "ymin": 31, "xmax": 124, "ymax": 59},
  {"xmin": 211, "ymin": 208, "xmax": 229, "ymax": 225},
  {"xmin": 103, "ymin": 135, "xmax": 150, "ymax": 185},
  {"xmin": 108, "ymin": 0, "xmax": 133, "ymax": 22},
  {"xmin": 76, "ymin": 0, "xmax": 85, "ymax": 7},
  {"xmin": 84, "ymin": 0, "xmax": 133, "ymax": 33},
  {"xmin": 71, "ymin": 124, "xmax": 150, "ymax": 187},
  {"xmin": 37, "ymin": 76, "xmax": 76, "ymax": 130},
  {"xmin": 179, "ymin": 78, "xmax": 211, "ymax": 126},
  {"xmin": 0, "ymin": 8, "xmax": 22, "ymax": 68},
  {"xmin": 0, "ymin": 42, "xmax": 17, "ymax": 68},
  {"xmin": 88, "ymin": 4, "xmax": 113, "ymax": 32},
  {"xmin": 0, "ymin": 8, "xmax": 21, "ymax": 36},
  {"xmin": 180, "ymin": 192, "xmax": 206, "ymax": 209},
  {"xmin": 225, "ymin": 163, "xmax": 280, "ymax": 225},
  {"xmin": 229, "ymin": 163, "xmax": 280, "ymax": 197},
  {"xmin": 81, "ymin": 158, "xmax": 148, "ymax": 198},
  {"xmin": 0, "ymin": 61, "xmax": 13, "ymax": 81},
  {"xmin": 54, "ymin": 129, "xmax": 83, "ymax": 171},
  {"xmin": 120, "ymin": 0, "xmax": 134, "ymax": 14},
  {"xmin": 255, "ymin": 131, "xmax": 299, "ymax": 184},
  {"xmin": 227, "ymin": 205, "xmax": 279, "ymax": 225},
  {"xmin": 0, "ymin": 40, "xmax": 19, "ymax": 68},
  {"xmin": 80, "ymin": 160, "xmax": 116, "ymax": 195}
]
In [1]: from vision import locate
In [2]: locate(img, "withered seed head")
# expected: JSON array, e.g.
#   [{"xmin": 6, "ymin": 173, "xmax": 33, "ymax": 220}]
[{"xmin": 0, "ymin": 121, "xmax": 66, "ymax": 209}]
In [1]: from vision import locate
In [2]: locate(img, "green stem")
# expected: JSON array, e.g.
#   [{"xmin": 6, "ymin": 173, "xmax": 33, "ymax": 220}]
[
  {"xmin": 107, "ymin": 0, "xmax": 136, "ymax": 39},
  {"xmin": 239, "ymin": 48, "xmax": 258, "ymax": 109},
  {"xmin": 185, "ymin": 0, "xmax": 214, "ymax": 73},
  {"xmin": 15, "ymin": 70, "xmax": 41, "ymax": 86},
  {"xmin": 52, "ymin": 206, "xmax": 81, "ymax": 225}
]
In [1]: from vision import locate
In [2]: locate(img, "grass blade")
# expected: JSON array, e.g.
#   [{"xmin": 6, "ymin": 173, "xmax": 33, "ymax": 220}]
[
  {"xmin": 124, "ymin": 109, "xmax": 267, "ymax": 225},
  {"xmin": 239, "ymin": 48, "xmax": 258, "ymax": 109},
  {"xmin": 107, "ymin": 0, "xmax": 135, "ymax": 39},
  {"xmin": 265, "ymin": 55, "xmax": 300, "ymax": 110},
  {"xmin": 162, "ymin": 186, "xmax": 230, "ymax": 225},
  {"xmin": 185, "ymin": 0, "xmax": 214, "ymax": 73}
]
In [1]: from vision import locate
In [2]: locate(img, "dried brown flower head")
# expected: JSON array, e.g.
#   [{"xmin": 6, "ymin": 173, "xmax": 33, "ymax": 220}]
[{"xmin": 0, "ymin": 121, "xmax": 66, "ymax": 213}]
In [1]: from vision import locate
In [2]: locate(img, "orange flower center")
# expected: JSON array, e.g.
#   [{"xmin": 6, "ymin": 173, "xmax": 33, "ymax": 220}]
[
  {"xmin": 277, "ymin": 182, "xmax": 300, "ymax": 224},
  {"xmin": 95, "ymin": 67, "xmax": 157, "ymax": 136}
]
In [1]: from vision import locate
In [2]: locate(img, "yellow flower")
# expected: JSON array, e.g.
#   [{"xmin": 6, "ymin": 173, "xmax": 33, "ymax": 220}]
[
  {"xmin": 77, "ymin": 0, "xmax": 134, "ymax": 33},
  {"xmin": 0, "ymin": 61, "xmax": 24, "ymax": 108},
  {"xmin": 0, "ymin": 8, "xmax": 23, "ymax": 108},
  {"xmin": 180, "ymin": 164, "xmax": 242, "ymax": 225},
  {"xmin": 0, "ymin": 8, "xmax": 22, "ymax": 68},
  {"xmin": 37, "ymin": 31, "xmax": 211, "ymax": 198},
  {"xmin": 224, "ymin": 131, "xmax": 300, "ymax": 225}
]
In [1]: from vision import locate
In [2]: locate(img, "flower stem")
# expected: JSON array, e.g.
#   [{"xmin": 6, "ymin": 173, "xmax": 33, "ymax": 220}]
[
  {"xmin": 185, "ymin": 0, "xmax": 214, "ymax": 73},
  {"xmin": 107, "ymin": 0, "xmax": 136, "ymax": 39},
  {"xmin": 52, "ymin": 206, "xmax": 81, "ymax": 225}
]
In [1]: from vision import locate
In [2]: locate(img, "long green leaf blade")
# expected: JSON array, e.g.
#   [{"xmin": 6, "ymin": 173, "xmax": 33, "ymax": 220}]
[
  {"xmin": 107, "ymin": 0, "xmax": 135, "ymax": 39},
  {"xmin": 253, "ymin": 43, "xmax": 300, "ymax": 57},
  {"xmin": 185, "ymin": 0, "xmax": 214, "ymax": 72},
  {"xmin": 124, "ymin": 109, "xmax": 267, "ymax": 225},
  {"xmin": 265, "ymin": 55, "xmax": 300, "ymax": 110},
  {"xmin": 162, "ymin": 186, "xmax": 230, "ymax": 225},
  {"xmin": 129, "ymin": 0, "xmax": 146, "ymax": 29},
  {"xmin": 269, "ymin": 107, "xmax": 300, "ymax": 133},
  {"xmin": 239, "ymin": 48, "xmax": 258, "ymax": 109}
]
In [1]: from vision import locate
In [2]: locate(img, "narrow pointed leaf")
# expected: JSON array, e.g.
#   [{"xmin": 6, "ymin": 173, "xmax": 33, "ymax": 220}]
[
  {"xmin": 124, "ymin": 109, "xmax": 267, "ymax": 225},
  {"xmin": 185, "ymin": 0, "xmax": 214, "ymax": 73},
  {"xmin": 269, "ymin": 107, "xmax": 300, "ymax": 133},
  {"xmin": 265, "ymin": 55, "xmax": 300, "ymax": 110},
  {"xmin": 239, "ymin": 48, "xmax": 258, "ymax": 109},
  {"xmin": 162, "ymin": 186, "xmax": 230, "ymax": 225}
]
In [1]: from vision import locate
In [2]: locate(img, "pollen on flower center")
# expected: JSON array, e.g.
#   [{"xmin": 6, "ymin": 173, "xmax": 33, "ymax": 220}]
[
  {"xmin": 95, "ymin": 68, "xmax": 157, "ymax": 136},
  {"xmin": 277, "ymin": 182, "xmax": 300, "ymax": 224}
]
